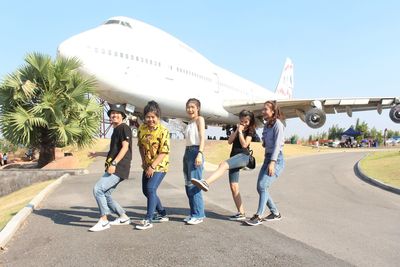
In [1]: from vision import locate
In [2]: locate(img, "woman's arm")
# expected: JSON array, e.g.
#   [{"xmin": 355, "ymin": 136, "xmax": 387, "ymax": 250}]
[
  {"xmin": 228, "ymin": 126, "xmax": 238, "ymax": 144},
  {"xmin": 195, "ymin": 116, "xmax": 206, "ymax": 166}
]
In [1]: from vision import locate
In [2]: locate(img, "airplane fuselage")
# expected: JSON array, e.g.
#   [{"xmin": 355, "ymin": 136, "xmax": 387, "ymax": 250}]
[{"xmin": 58, "ymin": 17, "xmax": 280, "ymax": 124}]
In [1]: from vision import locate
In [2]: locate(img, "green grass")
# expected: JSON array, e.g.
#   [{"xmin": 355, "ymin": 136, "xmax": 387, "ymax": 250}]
[
  {"xmin": 0, "ymin": 180, "xmax": 54, "ymax": 230},
  {"xmin": 359, "ymin": 151, "xmax": 400, "ymax": 188}
]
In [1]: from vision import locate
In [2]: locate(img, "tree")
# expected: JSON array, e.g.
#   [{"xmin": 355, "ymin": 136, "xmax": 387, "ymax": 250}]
[
  {"xmin": 328, "ymin": 124, "xmax": 345, "ymax": 140},
  {"xmin": 0, "ymin": 52, "xmax": 102, "ymax": 167},
  {"xmin": 289, "ymin": 134, "xmax": 299, "ymax": 144},
  {"xmin": 355, "ymin": 119, "xmax": 369, "ymax": 140},
  {"xmin": 369, "ymin": 127, "xmax": 383, "ymax": 144}
]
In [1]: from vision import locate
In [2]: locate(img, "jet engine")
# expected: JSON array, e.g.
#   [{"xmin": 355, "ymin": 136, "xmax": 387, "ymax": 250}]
[
  {"xmin": 305, "ymin": 108, "xmax": 326, "ymax": 129},
  {"xmin": 389, "ymin": 104, "xmax": 400, "ymax": 123}
]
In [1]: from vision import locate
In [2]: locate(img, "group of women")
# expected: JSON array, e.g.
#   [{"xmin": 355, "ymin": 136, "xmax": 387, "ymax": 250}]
[
  {"xmin": 132, "ymin": 98, "xmax": 285, "ymax": 230},
  {"xmin": 91, "ymin": 98, "xmax": 286, "ymax": 231}
]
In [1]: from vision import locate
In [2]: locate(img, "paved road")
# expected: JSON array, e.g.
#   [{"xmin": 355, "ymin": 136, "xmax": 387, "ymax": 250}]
[{"xmin": 1, "ymin": 141, "xmax": 399, "ymax": 266}]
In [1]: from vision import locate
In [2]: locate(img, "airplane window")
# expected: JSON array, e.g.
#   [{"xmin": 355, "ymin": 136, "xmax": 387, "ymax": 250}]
[
  {"xmin": 114, "ymin": 51, "xmax": 118, "ymax": 57},
  {"xmin": 120, "ymin": 52, "xmax": 124, "ymax": 58},
  {"xmin": 105, "ymin": 20, "xmax": 120, "ymax": 25},
  {"xmin": 145, "ymin": 58, "xmax": 148, "ymax": 64},
  {"xmin": 150, "ymin": 59, "xmax": 152, "ymax": 64},
  {"xmin": 125, "ymin": 54, "xmax": 129, "ymax": 59},
  {"xmin": 94, "ymin": 48, "xmax": 98, "ymax": 53},
  {"xmin": 104, "ymin": 20, "xmax": 132, "ymax": 29},
  {"xmin": 108, "ymin": 50, "xmax": 112, "ymax": 55},
  {"xmin": 136, "ymin": 56, "xmax": 139, "ymax": 61},
  {"xmin": 101, "ymin": 48, "xmax": 105, "ymax": 54},
  {"xmin": 131, "ymin": 55, "xmax": 134, "ymax": 60}
]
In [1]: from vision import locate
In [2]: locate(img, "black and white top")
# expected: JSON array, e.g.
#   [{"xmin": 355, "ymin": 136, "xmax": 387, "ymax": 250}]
[{"xmin": 106, "ymin": 123, "xmax": 132, "ymax": 180}]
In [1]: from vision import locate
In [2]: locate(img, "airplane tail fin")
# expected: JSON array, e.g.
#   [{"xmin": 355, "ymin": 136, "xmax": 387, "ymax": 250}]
[{"xmin": 275, "ymin": 58, "xmax": 294, "ymax": 99}]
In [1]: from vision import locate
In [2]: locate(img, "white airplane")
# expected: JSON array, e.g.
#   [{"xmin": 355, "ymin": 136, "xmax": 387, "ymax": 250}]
[{"xmin": 58, "ymin": 16, "xmax": 400, "ymax": 132}]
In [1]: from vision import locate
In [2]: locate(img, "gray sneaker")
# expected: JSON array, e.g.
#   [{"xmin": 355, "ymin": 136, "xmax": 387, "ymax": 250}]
[
  {"xmin": 245, "ymin": 215, "xmax": 263, "ymax": 226},
  {"xmin": 263, "ymin": 213, "xmax": 282, "ymax": 221},
  {"xmin": 228, "ymin": 213, "xmax": 246, "ymax": 221}
]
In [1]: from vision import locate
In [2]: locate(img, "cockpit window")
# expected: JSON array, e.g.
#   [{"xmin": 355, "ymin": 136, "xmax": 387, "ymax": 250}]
[{"xmin": 104, "ymin": 20, "xmax": 132, "ymax": 28}]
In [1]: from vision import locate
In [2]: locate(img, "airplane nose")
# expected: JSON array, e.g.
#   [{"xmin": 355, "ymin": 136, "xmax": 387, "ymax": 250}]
[{"xmin": 57, "ymin": 39, "xmax": 74, "ymax": 59}]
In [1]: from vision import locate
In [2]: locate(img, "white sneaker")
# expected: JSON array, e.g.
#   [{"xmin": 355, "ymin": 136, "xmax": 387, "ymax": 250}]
[
  {"xmin": 183, "ymin": 216, "xmax": 191, "ymax": 222},
  {"xmin": 110, "ymin": 216, "xmax": 131, "ymax": 226},
  {"xmin": 89, "ymin": 220, "xmax": 110, "ymax": 232},
  {"xmin": 186, "ymin": 217, "xmax": 203, "ymax": 225},
  {"xmin": 135, "ymin": 219, "xmax": 153, "ymax": 230}
]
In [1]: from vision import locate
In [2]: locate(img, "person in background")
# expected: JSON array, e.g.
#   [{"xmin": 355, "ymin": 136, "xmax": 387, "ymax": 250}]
[
  {"xmin": 136, "ymin": 101, "xmax": 170, "ymax": 230},
  {"xmin": 192, "ymin": 110, "xmax": 256, "ymax": 221},
  {"xmin": 3, "ymin": 153, "xmax": 8, "ymax": 165},
  {"xmin": 246, "ymin": 101, "xmax": 285, "ymax": 226},
  {"xmin": 183, "ymin": 98, "xmax": 206, "ymax": 225},
  {"xmin": 89, "ymin": 104, "xmax": 132, "ymax": 232}
]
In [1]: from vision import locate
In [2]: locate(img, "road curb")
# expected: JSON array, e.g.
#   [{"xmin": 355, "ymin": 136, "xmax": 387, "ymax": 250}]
[
  {"xmin": 355, "ymin": 156, "xmax": 400, "ymax": 195},
  {"xmin": 0, "ymin": 173, "xmax": 70, "ymax": 250}
]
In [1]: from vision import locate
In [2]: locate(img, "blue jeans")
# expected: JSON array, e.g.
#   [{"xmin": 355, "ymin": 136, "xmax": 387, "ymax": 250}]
[
  {"xmin": 93, "ymin": 173, "xmax": 125, "ymax": 217},
  {"xmin": 142, "ymin": 171, "xmax": 166, "ymax": 222},
  {"xmin": 183, "ymin": 146, "xmax": 205, "ymax": 219},
  {"xmin": 256, "ymin": 152, "xmax": 284, "ymax": 216},
  {"xmin": 226, "ymin": 153, "xmax": 250, "ymax": 183}
]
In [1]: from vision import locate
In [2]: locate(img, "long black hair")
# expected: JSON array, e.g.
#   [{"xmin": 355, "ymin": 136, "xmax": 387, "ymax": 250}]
[
  {"xmin": 186, "ymin": 98, "xmax": 201, "ymax": 115},
  {"xmin": 239, "ymin": 109, "xmax": 256, "ymax": 135}
]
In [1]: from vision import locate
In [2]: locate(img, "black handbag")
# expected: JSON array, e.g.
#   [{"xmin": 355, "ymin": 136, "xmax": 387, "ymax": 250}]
[{"xmin": 247, "ymin": 149, "xmax": 256, "ymax": 169}]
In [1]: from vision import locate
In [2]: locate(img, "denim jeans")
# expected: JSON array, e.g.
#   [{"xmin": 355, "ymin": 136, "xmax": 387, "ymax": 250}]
[
  {"xmin": 142, "ymin": 171, "xmax": 166, "ymax": 222},
  {"xmin": 226, "ymin": 153, "xmax": 250, "ymax": 183},
  {"xmin": 256, "ymin": 152, "xmax": 284, "ymax": 216},
  {"xmin": 183, "ymin": 146, "xmax": 205, "ymax": 219},
  {"xmin": 93, "ymin": 173, "xmax": 125, "ymax": 217}
]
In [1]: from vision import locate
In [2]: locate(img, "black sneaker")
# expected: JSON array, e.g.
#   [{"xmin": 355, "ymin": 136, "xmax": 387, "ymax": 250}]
[
  {"xmin": 245, "ymin": 215, "xmax": 263, "ymax": 226},
  {"xmin": 152, "ymin": 213, "xmax": 169, "ymax": 223},
  {"xmin": 135, "ymin": 219, "xmax": 153, "ymax": 230},
  {"xmin": 191, "ymin": 179, "xmax": 209, "ymax": 192},
  {"xmin": 228, "ymin": 213, "xmax": 246, "ymax": 221},
  {"xmin": 263, "ymin": 213, "xmax": 282, "ymax": 221}
]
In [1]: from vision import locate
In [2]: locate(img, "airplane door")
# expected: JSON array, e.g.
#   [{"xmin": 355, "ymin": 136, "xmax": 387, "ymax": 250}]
[{"xmin": 213, "ymin": 73, "xmax": 220, "ymax": 94}]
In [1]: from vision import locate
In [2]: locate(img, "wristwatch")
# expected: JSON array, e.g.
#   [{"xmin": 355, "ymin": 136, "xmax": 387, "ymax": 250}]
[{"xmin": 111, "ymin": 160, "xmax": 117, "ymax": 166}]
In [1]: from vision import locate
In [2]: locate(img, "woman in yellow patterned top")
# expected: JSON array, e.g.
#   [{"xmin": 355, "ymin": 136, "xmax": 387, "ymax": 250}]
[{"xmin": 136, "ymin": 101, "xmax": 170, "ymax": 230}]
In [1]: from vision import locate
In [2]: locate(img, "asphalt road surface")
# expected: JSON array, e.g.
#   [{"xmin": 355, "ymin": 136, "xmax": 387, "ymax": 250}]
[{"xmin": 1, "ymin": 140, "xmax": 399, "ymax": 266}]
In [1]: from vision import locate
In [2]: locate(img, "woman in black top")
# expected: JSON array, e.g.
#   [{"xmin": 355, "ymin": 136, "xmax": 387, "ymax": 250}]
[{"xmin": 192, "ymin": 110, "xmax": 255, "ymax": 221}]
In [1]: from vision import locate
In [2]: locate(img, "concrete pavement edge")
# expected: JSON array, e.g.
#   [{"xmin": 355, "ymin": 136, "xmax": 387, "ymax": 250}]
[
  {"xmin": 356, "ymin": 156, "xmax": 400, "ymax": 195},
  {"xmin": 0, "ymin": 173, "xmax": 70, "ymax": 250}
]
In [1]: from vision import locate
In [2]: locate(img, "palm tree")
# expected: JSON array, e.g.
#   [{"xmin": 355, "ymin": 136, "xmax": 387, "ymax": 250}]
[{"xmin": 0, "ymin": 52, "xmax": 102, "ymax": 167}]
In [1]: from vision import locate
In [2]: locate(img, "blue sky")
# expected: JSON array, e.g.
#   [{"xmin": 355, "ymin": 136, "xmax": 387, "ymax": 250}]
[{"xmin": 1, "ymin": 1, "xmax": 399, "ymax": 138}]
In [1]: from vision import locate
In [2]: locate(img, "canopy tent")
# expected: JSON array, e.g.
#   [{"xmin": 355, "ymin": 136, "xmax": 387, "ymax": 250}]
[{"xmin": 342, "ymin": 127, "xmax": 361, "ymax": 137}]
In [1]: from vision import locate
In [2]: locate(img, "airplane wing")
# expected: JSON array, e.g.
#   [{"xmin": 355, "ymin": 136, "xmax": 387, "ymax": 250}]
[{"xmin": 223, "ymin": 97, "xmax": 400, "ymax": 128}]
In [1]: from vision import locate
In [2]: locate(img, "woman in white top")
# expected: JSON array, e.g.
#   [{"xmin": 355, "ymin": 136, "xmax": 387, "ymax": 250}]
[{"xmin": 183, "ymin": 98, "xmax": 206, "ymax": 225}]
